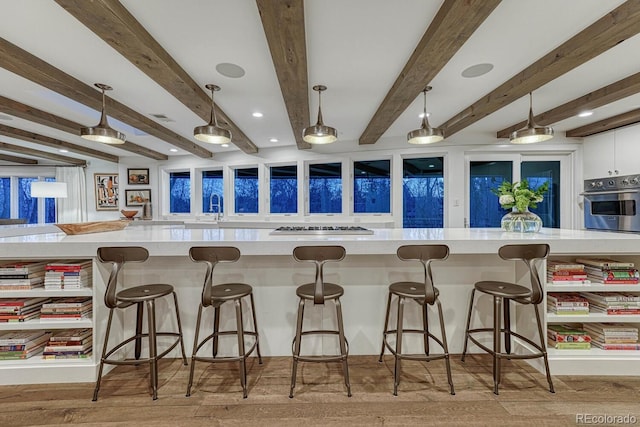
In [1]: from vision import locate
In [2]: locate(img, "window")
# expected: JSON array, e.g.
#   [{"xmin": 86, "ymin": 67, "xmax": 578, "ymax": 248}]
[
  {"xmin": 353, "ymin": 160, "xmax": 390, "ymax": 213},
  {"xmin": 403, "ymin": 157, "xmax": 444, "ymax": 227},
  {"xmin": 309, "ymin": 163, "xmax": 342, "ymax": 214},
  {"xmin": 270, "ymin": 165, "xmax": 297, "ymax": 214},
  {"xmin": 202, "ymin": 170, "xmax": 223, "ymax": 214},
  {"xmin": 469, "ymin": 161, "xmax": 512, "ymax": 227},
  {"xmin": 169, "ymin": 171, "xmax": 191, "ymax": 213},
  {"xmin": 521, "ymin": 161, "xmax": 561, "ymax": 228},
  {"xmin": 234, "ymin": 167, "xmax": 258, "ymax": 214},
  {"xmin": 0, "ymin": 177, "xmax": 10, "ymax": 219}
]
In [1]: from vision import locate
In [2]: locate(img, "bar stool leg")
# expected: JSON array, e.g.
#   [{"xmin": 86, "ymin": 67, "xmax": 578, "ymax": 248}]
[
  {"xmin": 212, "ymin": 306, "xmax": 220, "ymax": 358},
  {"xmin": 172, "ymin": 292, "xmax": 188, "ymax": 365},
  {"xmin": 461, "ymin": 289, "xmax": 476, "ymax": 362},
  {"xmin": 393, "ymin": 296, "xmax": 405, "ymax": 396},
  {"xmin": 249, "ymin": 293, "xmax": 263, "ymax": 364},
  {"xmin": 289, "ymin": 298, "xmax": 305, "ymax": 398},
  {"xmin": 422, "ymin": 303, "xmax": 430, "ymax": 356},
  {"xmin": 235, "ymin": 298, "xmax": 248, "ymax": 398},
  {"xmin": 93, "ymin": 308, "xmax": 115, "ymax": 401},
  {"xmin": 186, "ymin": 304, "xmax": 204, "ymax": 397},
  {"xmin": 335, "ymin": 298, "xmax": 351, "ymax": 397},
  {"xmin": 134, "ymin": 303, "xmax": 144, "ymax": 360},
  {"xmin": 436, "ymin": 299, "xmax": 455, "ymax": 395},
  {"xmin": 493, "ymin": 296, "xmax": 502, "ymax": 395},
  {"xmin": 147, "ymin": 300, "xmax": 158, "ymax": 400},
  {"xmin": 534, "ymin": 304, "xmax": 555, "ymax": 393},
  {"xmin": 379, "ymin": 292, "xmax": 392, "ymax": 362},
  {"xmin": 503, "ymin": 302, "xmax": 512, "ymax": 355}
]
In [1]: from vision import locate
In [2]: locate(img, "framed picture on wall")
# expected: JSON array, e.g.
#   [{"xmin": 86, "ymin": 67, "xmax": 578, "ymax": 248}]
[
  {"xmin": 94, "ymin": 173, "xmax": 119, "ymax": 211},
  {"xmin": 125, "ymin": 189, "xmax": 151, "ymax": 207},
  {"xmin": 127, "ymin": 168, "xmax": 150, "ymax": 185}
]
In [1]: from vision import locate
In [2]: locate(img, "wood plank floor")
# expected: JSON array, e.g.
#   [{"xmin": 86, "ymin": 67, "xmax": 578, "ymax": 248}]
[{"xmin": 1, "ymin": 355, "xmax": 639, "ymax": 426}]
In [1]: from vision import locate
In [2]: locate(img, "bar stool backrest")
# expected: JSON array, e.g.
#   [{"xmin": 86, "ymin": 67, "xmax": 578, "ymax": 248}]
[
  {"xmin": 293, "ymin": 245, "xmax": 346, "ymax": 305},
  {"xmin": 498, "ymin": 243, "xmax": 550, "ymax": 304},
  {"xmin": 189, "ymin": 246, "xmax": 241, "ymax": 306},
  {"xmin": 397, "ymin": 244, "xmax": 449, "ymax": 304},
  {"xmin": 97, "ymin": 246, "xmax": 149, "ymax": 309}
]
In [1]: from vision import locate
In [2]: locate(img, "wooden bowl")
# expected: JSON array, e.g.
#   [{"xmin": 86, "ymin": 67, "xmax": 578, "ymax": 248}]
[
  {"xmin": 56, "ymin": 220, "xmax": 130, "ymax": 235},
  {"xmin": 120, "ymin": 209, "xmax": 139, "ymax": 219}
]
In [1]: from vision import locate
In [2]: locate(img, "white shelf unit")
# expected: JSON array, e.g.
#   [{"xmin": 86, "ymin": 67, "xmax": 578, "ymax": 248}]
[
  {"xmin": 544, "ymin": 256, "xmax": 640, "ymax": 375},
  {"xmin": 0, "ymin": 260, "xmax": 96, "ymax": 385}
]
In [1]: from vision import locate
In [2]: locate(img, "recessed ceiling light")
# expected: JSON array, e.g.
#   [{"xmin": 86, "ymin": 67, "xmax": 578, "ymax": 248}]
[
  {"xmin": 252, "ymin": 112, "xmax": 263, "ymax": 118},
  {"xmin": 221, "ymin": 143, "xmax": 229, "ymax": 148},
  {"xmin": 269, "ymin": 138, "xmax": 278, "ymax": 143},
  {"xmin": 169, "ymin": 148, "xmax": 178, "ymax": 152},
  {"xmin": 215, "ymin": 63, "xmax": 246, "ymax": 78},
  {"xmin": 418, "ymin": 112, "xmax": 431, "ymax": 118},
  {"xmin": 461, "ymin": 63, "xmax": 494, "ymax": 78},
  {"xmin": 578, "ymin": 111, "xmax": 594, "ymax": 118},
  {"xmin": 59, "ymin": 149, "xmax": 69, "ymax": 153}
]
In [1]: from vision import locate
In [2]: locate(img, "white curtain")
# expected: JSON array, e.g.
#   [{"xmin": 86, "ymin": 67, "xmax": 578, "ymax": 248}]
[{"xmin": 55, "ymin": 167, "xmax": 87, "ymax": 223}]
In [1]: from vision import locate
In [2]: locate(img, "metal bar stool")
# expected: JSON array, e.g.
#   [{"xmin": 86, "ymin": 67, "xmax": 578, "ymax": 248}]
[
  {"xmin": 379, "ymin": 244, "xmax": 454, "ymax": 396},
  {"xmin": 186, "ymin": 246, "xmax": 262, "ymax": 398},
  {"xmin": 461, "ymin": 243, "xmax": 555, "ymax": 395},
  {"xmin": 93, "ymin": 246, "xmax": 187, "ymax": 401},
  {"xmin": 290, "ymin": 245, "xmax": 351, "ymax": 398}
]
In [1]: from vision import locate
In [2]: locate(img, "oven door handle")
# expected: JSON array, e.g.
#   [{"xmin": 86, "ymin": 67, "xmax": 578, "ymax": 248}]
[{"xmin": 580, "ymin": 190, "xmax": 639, "ymax": 196}]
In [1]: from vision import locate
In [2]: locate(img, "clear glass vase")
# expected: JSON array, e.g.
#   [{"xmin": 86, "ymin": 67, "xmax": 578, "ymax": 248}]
[{"xmin": 501, "ymin": 207, "xmax": 542, "ymax": 233}]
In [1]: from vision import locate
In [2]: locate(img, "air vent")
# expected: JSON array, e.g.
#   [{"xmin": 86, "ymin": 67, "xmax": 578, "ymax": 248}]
[{"xmin": 149, "ymin": 113, "xmax": 174, "ymax": 123}]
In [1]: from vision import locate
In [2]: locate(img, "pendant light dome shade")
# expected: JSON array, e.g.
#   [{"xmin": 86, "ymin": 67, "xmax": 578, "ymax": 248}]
[
  {"xmin": 303, "ymin": 85, "xmax": 337, "ymax": 144},
  {"xmin": 194, "ymin": 84, "xmax": 231, "ymax": 144},
  {"xmin": 509, "ymin": 92, "xmax": 553, "ymax": 144},
  {"xmin": 81, "ymin": 83, "xmax": 126, "ymax": 144},
  {"xmin": 407, "ymin": 86, "xmax": 444, "ymax": 144}
]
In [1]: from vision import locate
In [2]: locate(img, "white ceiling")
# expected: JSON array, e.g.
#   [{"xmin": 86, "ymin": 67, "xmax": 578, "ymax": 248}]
[{"xmin": 0, "ymin": 0, "xmax": 639, "ymax": 163}]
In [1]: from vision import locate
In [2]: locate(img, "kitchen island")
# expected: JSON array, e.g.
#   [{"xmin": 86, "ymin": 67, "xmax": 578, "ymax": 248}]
[{"xmin": 1, "ymin": 225, "xmax": 639, "ymax": 384}]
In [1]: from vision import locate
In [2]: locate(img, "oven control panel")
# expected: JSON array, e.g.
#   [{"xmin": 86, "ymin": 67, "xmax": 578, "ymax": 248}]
[{"xmin": 584, "ymin": 174, "xmax": 640, "ymax": 191}]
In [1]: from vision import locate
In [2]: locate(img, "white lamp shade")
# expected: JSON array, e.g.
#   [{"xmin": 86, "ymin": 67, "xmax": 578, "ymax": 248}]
[{"xmin": 31, "ymin": 181, "xmax": 68, "ymax": 198}]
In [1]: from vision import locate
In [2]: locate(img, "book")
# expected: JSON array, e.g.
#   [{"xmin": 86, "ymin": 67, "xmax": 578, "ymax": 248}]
[
  {"xmin": 0, "ymin": 297, "xmax": 50, "ymax": 307},
  {"xmin": 591, "ymin": 342, "xmax": 640, "ymax": 350},
  {"xmin": 575, "ymin": 258, "xmax": 635, "ymax": 269},
  {"xmin": 547, "ymin": 260, "xmax": 586, "ymax": 272},
  {"xmin": 41, "ymin": 297, "xmax": 92, "ymax": 309},
  {"xmin": 548, "ymin": 340, "xmax": 591, "ymax": 350},
  {"xmin": 547, "ymin": 293, "xmax": 589, "ymax": 307},
  {"xmin": 547, "ymin": 324, "xmax": 591, "ymax": 343},
  {"xmin": 0, "ymin": 261, "xmax": 48, "ymax": 274},
  {"xmin": 48, "ymin": 328, "xmax": 92, "ymax": 342},
  {"xmin": 0, "ymin": 330, "xmax": 49, "ymax": 345}
]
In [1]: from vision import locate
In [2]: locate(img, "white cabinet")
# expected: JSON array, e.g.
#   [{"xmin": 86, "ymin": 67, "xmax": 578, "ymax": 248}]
[
  {"xmin": 0, "ymin": 260, "xmax": 95, "ymax": 385},
  {"xmin": 583, "ymin": 124, "xmax": 640, "ymax": 180}
]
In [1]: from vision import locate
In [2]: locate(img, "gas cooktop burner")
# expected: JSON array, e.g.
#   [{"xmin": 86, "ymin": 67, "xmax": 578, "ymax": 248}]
[{"xmin": 270, "ymin": 225, "xmax": 374, "ymax": 235}]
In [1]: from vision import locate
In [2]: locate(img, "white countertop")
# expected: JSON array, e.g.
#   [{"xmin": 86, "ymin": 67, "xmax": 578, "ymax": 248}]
[{"xmin": 0, "ymin": 225, "xmax": 636, "ymax": 258}]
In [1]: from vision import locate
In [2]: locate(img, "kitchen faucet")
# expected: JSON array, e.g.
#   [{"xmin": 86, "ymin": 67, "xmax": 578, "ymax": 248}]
[{"xmin": 209, "ymin": 193, "xmax": 222, "ymax": 221}]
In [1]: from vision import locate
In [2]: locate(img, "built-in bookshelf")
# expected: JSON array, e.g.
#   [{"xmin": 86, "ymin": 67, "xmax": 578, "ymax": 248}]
[{"xmin": 0, "ymin": 259, "xmax": 95, "ymax": 384}]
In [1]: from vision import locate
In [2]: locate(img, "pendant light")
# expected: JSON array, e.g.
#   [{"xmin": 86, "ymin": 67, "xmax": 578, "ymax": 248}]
[
  {"xmin": 81, "ymin": 83, "xmax": 126, "ymax": 144},
  {"xmin": 194, "ymin": 84, "xmax": 231, "ymax": 144},
  {"xmin": 509, "ymin": 92, "xmax": 553, "ymax": 144},
  {"xmin": 303, "ymin": 85, "xmax": 337, "ymax": 144},
  {"xmin": 407, "ymin": 86, "xmax": 444, "ymax": 144}
]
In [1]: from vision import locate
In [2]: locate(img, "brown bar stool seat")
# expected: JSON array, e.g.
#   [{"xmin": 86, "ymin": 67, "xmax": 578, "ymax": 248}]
[
  {"xmin": 461, "ymin": 243, "xmax": 555, "ymax": 395},
  {"xmin": 93, "ymin": 246, "xmax": 187, "ymax": 401},
  {"xmin": 379, "ymin": 244, "xmax": 454, "ymax": 395},
  {"xmin": 186, "ymin": 246, "xmax": 262, "ymax": 398},
  {"xmin": 290, "ymin": 245, "xmax": 351, "ymax": 398}
]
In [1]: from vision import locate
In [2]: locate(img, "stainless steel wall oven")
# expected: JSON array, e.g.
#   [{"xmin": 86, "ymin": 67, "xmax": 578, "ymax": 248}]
[{"xmin": 582, "ymin": 174, "xmax": 640, "ymax": 232}]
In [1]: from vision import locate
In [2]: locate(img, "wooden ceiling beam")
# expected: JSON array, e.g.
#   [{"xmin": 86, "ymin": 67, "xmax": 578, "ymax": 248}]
[
  {"xmin": 358, "ymin": 0, "xmax": 501, "ymax": 145},
  {"xmin": 566, "ymin": 108, "xmax": 640, "ymax": 137},
  {"xmin": 256, "ymin": 0, "xmax": 311, "ymax": 150},
  {"xmin": 0, "ymin": 153, "xmax": 38, "ymax": 164},
  {"xmin": 497, "ymin": 72, "xmax": 640, "ymax": 138},
  {"xmin": 0, "ymin": 141, "xmax": 86, "ymax": 166},
  {"xmin": 55, "ymin": 0, "xmax": 257, "ymax": 154},
  {"xmin": 0, "ymin": 123, "xmax": 119, "ymax": 163},
  {"xmin": 443, "ymin": 1, "xmax": 640, "ymax": 137},
  {"xmin": 0, "ymin": 37, "xmax": 211, "ymax": 159},
  {"xmin": 0, "ymin": 95, "xmax": 167, "ymax": 161}
]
